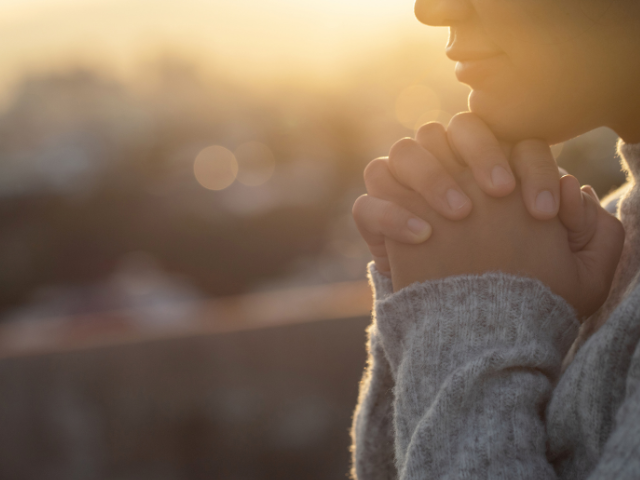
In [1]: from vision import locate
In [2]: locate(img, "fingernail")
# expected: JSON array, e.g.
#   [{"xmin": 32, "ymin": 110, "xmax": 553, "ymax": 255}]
[
  {"xmin": 446, "ymin": 188, "xmax": 470, "ymax": 211},
  {"xmin": 535, "ymin": 190, "xmax": 556, "ymax": 215},
  {"xmin": 407, "ymin": 217, "xmax": 432, "ymax": 240},
  {"xmin": 491, "ymin": 165, "xmax": 514, "ymax": 189}
]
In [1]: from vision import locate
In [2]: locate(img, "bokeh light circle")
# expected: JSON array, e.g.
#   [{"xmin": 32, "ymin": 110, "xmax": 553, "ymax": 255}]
[
  {"xmin": 193, "ymin": 145, "xmax": 238, "ymax": 191},
  {"xmin": 235, "ymin": 141, "xmax": 276, "ymax": 186},
  {"xmin": 395, "ymin": 85, "xmax": 441, "ymax": 130}
]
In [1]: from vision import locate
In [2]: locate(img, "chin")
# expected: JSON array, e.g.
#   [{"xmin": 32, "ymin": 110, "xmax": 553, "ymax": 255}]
[{"xmin": 468, "ymin": 89, "xmax": 590, "ymax": 145}]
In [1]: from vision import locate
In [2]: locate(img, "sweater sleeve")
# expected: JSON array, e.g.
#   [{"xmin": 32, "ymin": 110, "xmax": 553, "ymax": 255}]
[
  {"xmin": 352, "ymin": 263, "xmax": 580, "ymax": 480},
  {"xmin": 584, "ymin": 340, "xmax": 640, "ymax": 479},
  {"xmin": 350, "ymin": 265, "xmax": 398, "ymax": 480}
]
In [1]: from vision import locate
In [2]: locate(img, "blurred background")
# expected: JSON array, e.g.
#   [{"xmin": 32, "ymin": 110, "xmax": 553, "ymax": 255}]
[{"xmin": 0, "ymin": 1, "xmax": 627, "ymax": 479}]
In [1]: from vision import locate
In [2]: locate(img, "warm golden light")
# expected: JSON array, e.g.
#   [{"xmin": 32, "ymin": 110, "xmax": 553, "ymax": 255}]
[
  {"xmin": 0, "ymin": 0, "xmax": 434, "ymax": 98},
  {"xmin": 194, "ymin": 146, "xmax": 238, "ymax": 191},
  {"xmin": 414, "ymin": 110, "xmax": 453, "ymax": 131},
  {"xmin": 395, "ymin": 85, "xmax": 441, "ymax": 130},
  {"xmin": 235, "ymin": 142, "xmax": 276, "ymax": 187}
]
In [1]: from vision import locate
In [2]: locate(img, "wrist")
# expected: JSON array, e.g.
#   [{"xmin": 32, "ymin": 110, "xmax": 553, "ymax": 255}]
[{"xmin": 374, "ymin": 272, "xmax": 579, "ymax": 374}]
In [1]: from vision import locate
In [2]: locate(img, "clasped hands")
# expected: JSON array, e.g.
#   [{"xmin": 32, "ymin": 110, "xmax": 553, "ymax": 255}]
[{"xmin": 353, "ymin": 113, "xmax": 624, "ymax": 319}]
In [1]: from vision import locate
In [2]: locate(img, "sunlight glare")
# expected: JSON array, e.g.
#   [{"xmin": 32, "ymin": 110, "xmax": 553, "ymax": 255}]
[
  {"xmin": 0, "ymin": 0, "xmax": 434, "ymax": 95},
  {"xmin": 395, "ymin": 85, "xmax": 441, "ymax": 130}
]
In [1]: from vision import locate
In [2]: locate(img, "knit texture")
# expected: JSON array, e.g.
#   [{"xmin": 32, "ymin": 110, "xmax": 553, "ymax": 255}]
[{"xmin": 351, "ymin": 141, "xmax": 640, "ymax": 479}]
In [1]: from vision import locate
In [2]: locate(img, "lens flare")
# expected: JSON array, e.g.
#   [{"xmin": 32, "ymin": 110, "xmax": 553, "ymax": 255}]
[
  {"xmin": 395, "ymin": 85, "xmax": 441, "ymax": 130},
  {"xmin": 193, "ymin": 145, "xmax": 238, "ymax": 191},
  {"xmin": 235, "ymin": 141, "xmax": 276, "ymax": 186}
]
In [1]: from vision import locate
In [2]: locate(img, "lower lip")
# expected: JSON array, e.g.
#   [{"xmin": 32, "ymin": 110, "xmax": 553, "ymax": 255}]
[{"xmin": 455, "ymin": 56, "xmax": 505, "ymax": 86}]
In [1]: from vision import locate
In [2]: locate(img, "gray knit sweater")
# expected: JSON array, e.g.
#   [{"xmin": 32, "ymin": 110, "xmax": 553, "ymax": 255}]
[{"xmin": 350, "ymin": 141, "xmax": 640, "ymax": 479}]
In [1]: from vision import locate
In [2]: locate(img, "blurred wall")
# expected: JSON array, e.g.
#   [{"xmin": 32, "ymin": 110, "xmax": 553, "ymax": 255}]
[{"xmin": 0, "ymin": 316, "xmax": 370, "ymax": 480}]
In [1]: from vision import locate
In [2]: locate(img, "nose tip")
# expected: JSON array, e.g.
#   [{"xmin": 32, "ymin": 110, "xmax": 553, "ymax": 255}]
[{"xmin": 414, "ymin": 1, "xmax": 430, "ymax": 25}]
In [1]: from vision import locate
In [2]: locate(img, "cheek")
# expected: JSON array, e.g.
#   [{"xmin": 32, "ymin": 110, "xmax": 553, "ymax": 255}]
[
  {"xmin": 466, "ymin": 55, "xmax": 562, "ymax": 140},
  {"xmin": 469, "ymin": 2, "xmax": 608, "ymax": 141},
  {"xmin": 468, "ymin": 67, "xmax": 593, "ymax": 144},
  {"xmin": 478, "ymin": 0, "xmax": 585, "ymax": 91},
  {"xmin": 478, "ymin": 0, "xmax": 599, "ymax": 46}
]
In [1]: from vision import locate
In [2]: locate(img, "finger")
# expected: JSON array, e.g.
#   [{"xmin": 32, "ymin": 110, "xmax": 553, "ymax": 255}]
[
  {"xmin": 558, "ymin": 175, "xmax": 583, "ymax": 233},
  {"xmin": 352, "ymin": 195, "xmax": 433, "ymax": 260},
  {"xmin": 387, "ymin": 138, "xmax": 472, "ymax": 220},
  {"xmin": 575, "ymin": 198, "xmax": 625, "ymax": 314},
  {"xmin": 364, "ymin": 157, "xmax": 407, "ymax": 202},
  {"xmin": 363, "ymin": 156, "xmax": 434, "ymax": 215},
  {"xmin": 363, "ymin": 157, "xmax": 437, "ymax": 221},
  {"xmin": 511, "ymin": 139, "xmax": 561, "ymax": 220},
  {"xmin": 582, "ymin": 184, "xmax": 599, "ymax": 202},
  {"xmin": 447, "ymin": 112, "xmax": 516, "ymax": 197},
  {"xmin": 499, "ymin": 141, "xmax": 513, "ymax": 159},
  {"xmin": 415, "ymin": 122, "xmax": 464, "ymax": 175},
  {"xmin": 581, "ymin": 203, "xmax": 624, "ymax": 278},
  {"xmin": 559, "ymin": 175, "xmax": 624, "ymax": 317},
  {"xmin": 559, "ymin": 175, "xmax": 593, "ymax": 252}
]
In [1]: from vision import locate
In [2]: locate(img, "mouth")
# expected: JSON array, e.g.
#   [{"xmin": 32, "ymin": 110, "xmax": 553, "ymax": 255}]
[
  {"xmin": 452, "ymin": 54, "xmax": 507, "ymax": 87},
  {"xmin": 446, "ymin": 36, "xmax": 506, "ymax": 87}
]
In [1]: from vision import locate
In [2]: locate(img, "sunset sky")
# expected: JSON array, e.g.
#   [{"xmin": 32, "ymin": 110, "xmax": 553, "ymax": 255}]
[{"xmin": 0, "ymin": 0, "xmax": 448, "ymax": 96}]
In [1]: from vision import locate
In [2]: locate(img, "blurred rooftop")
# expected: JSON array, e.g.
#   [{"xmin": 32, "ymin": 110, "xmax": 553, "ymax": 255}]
[{"xmin": 0, "ymin": 280, "xmax": 372, "ymax": 359}]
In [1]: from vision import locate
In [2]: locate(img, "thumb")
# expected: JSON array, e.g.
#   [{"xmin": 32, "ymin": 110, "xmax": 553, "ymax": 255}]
[
  {"xmin": 559, "ymin": 175, "xmax": 624, "ymax": 316},
  {"xmin": 558, "ymin": 175, "xmax": 597, "ymax": 252},
  {"xmin": 575, "ymin": 198, "xmax": 625, "ymax": 289}
]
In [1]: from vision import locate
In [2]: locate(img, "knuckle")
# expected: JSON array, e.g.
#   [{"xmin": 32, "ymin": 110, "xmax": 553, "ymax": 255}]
[
  {"xmin": 418, "ymin": 162, "xmax": 450, "ymax": 193},
  {"xmin": 388, "ymin": 138, "xmax": 418, "ymax": 164},
  {"xmin": 363, "ymin": 158, "xmax": 389, "ymax": 185},
  {"xmin": 390, "ymin": 144, "xmax": 447, "ymax": 189},
  {"xmin": 351, "ymin": 194, "xmax": 369, "ymax": 220},
  {"xmin": 467, "ymin": 144, "xmax": 503, "ymax": 167},
  {"xmin": 447, "ymin": 114, "xmax": 502, "ymax": 167},
  {"xmin": 416, "ymin": 122, "xmax": 446, "ymax": 144},
  {"xmin": 448, "ymin": 112, "xmax": 475, "ymax": 131}
]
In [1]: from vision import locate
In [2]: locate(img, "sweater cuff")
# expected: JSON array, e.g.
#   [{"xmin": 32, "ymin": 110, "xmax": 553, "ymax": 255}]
[{"xmin": 374, "ymin": 272, "xmax": 579, "ymax": 375}]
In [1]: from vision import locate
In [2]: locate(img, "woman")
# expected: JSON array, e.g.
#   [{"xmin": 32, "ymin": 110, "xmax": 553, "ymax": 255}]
[{"xmin": 350, "ymin": 0, "xmax": 640, "ymax": 477}]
